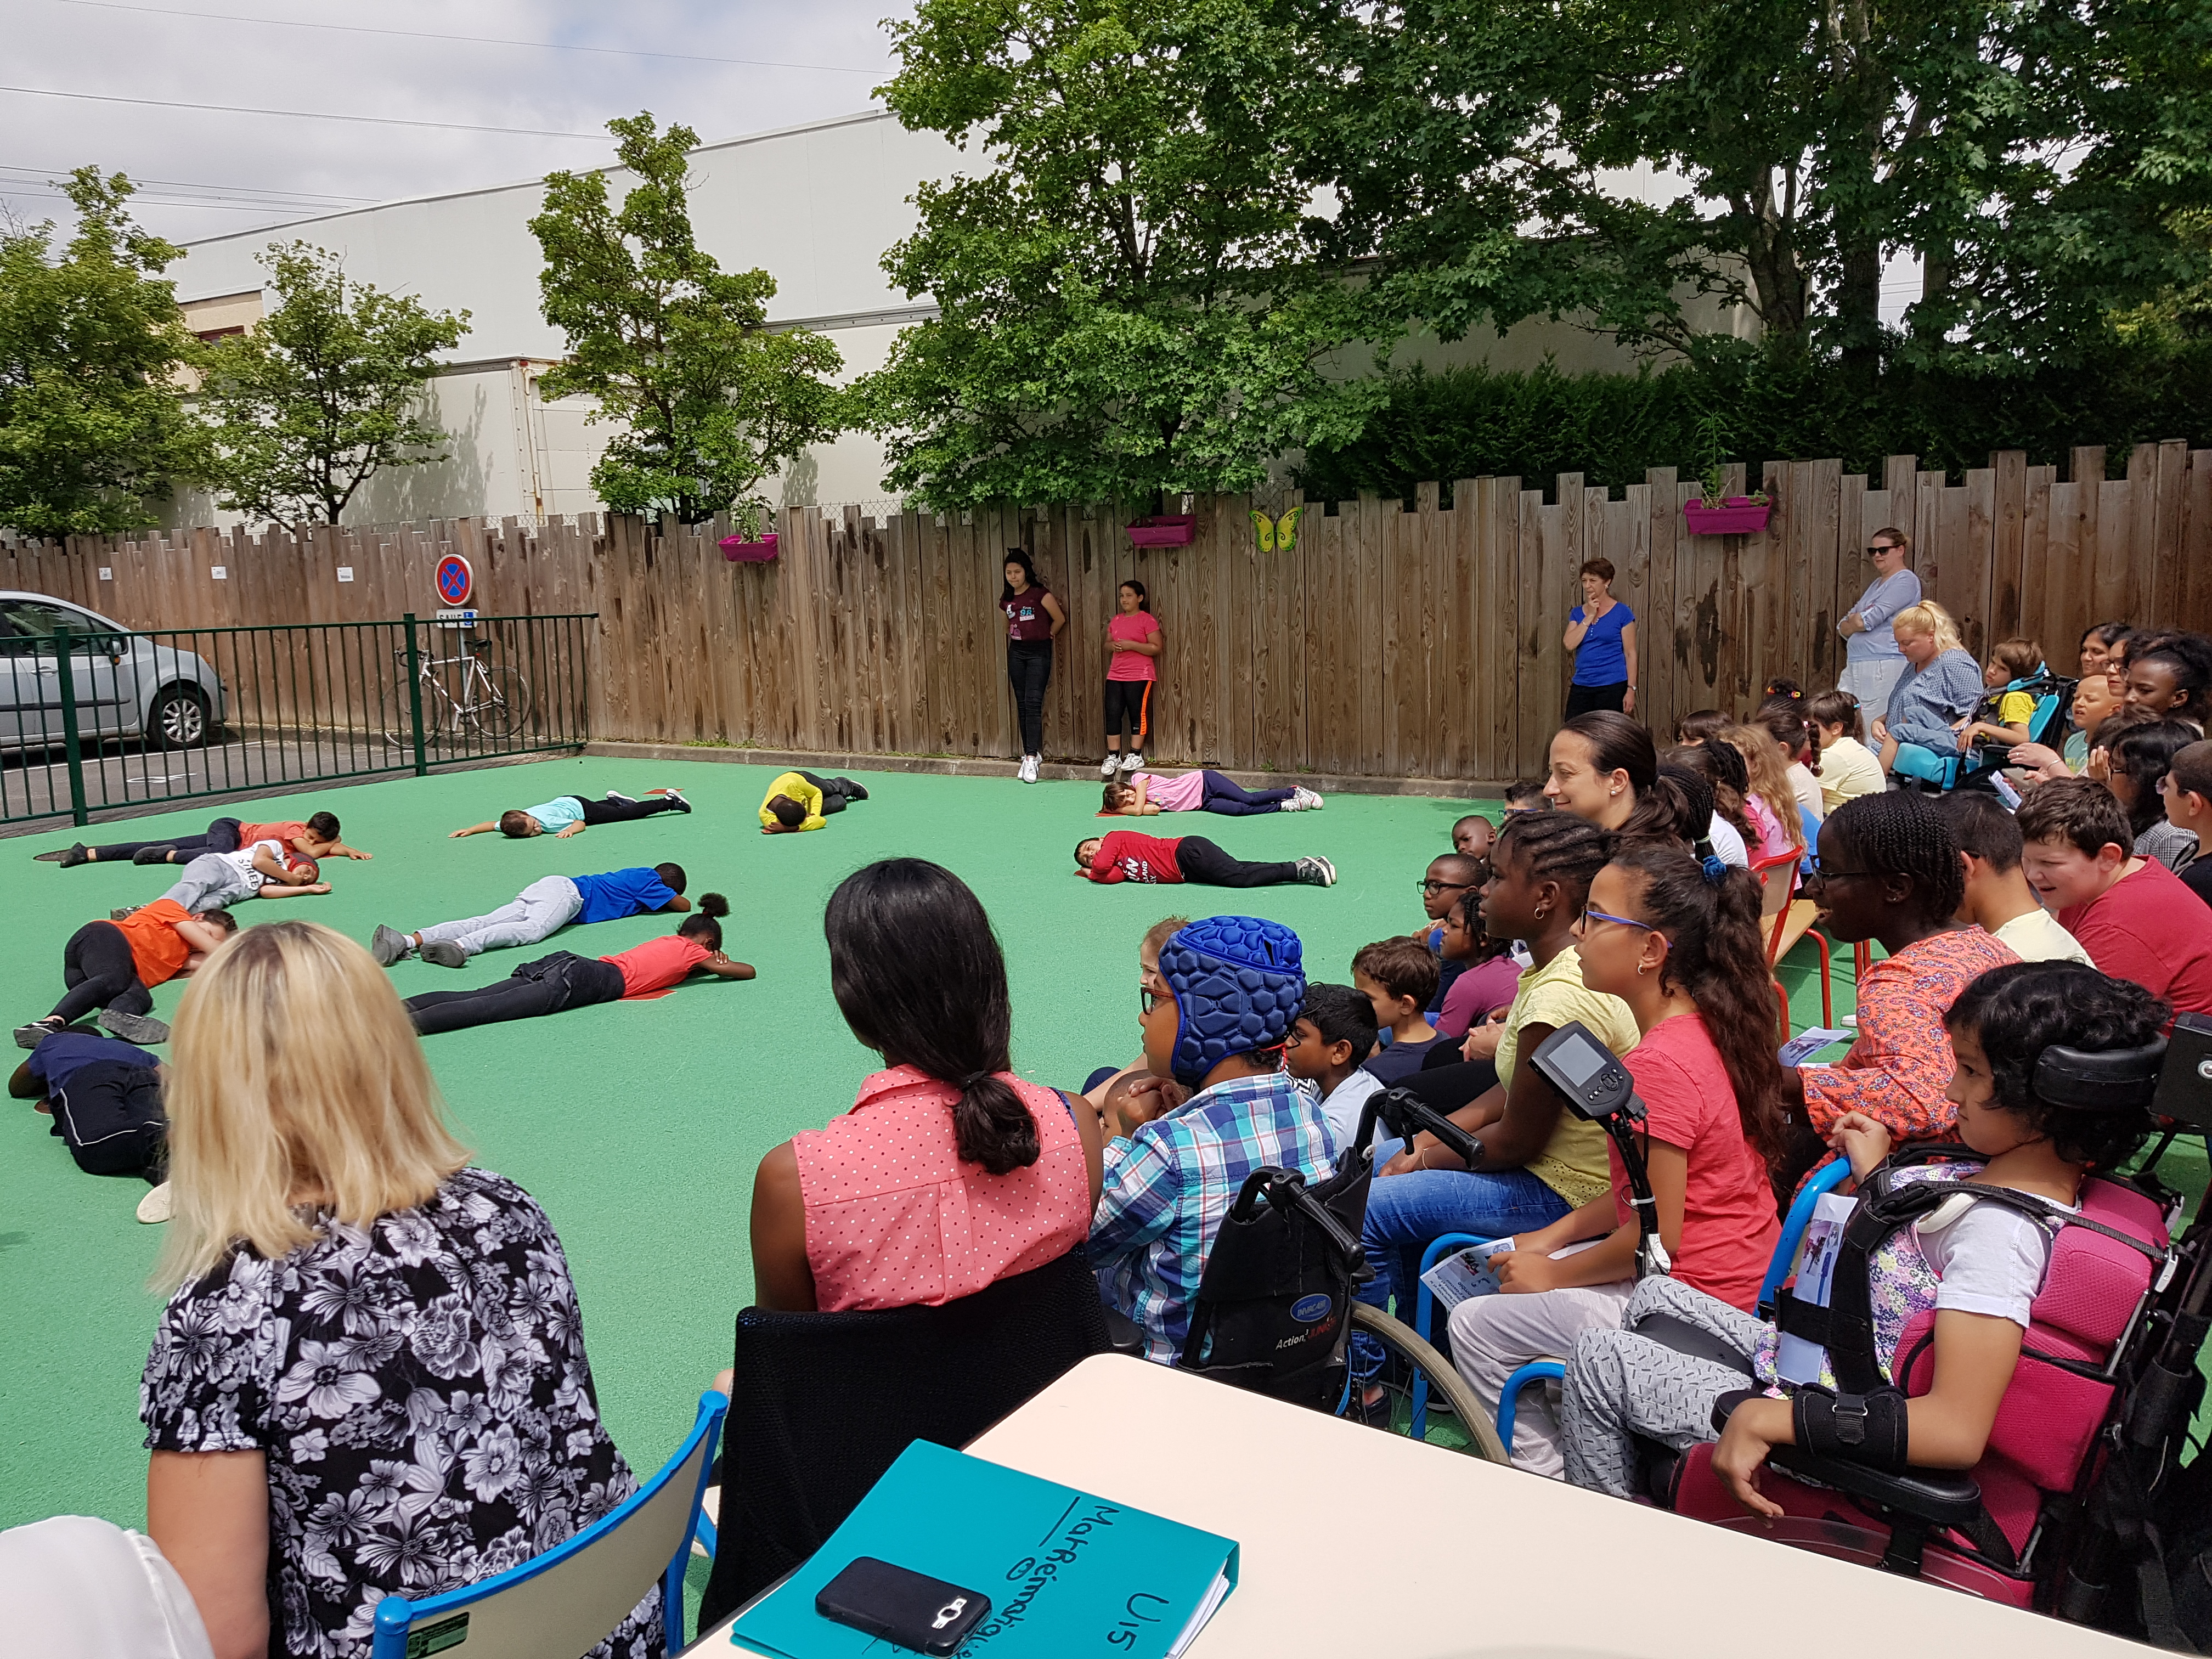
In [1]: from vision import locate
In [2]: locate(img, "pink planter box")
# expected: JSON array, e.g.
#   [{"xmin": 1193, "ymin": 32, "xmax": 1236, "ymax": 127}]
[
  {"xmin": 1126, "ymin": 514, "xmax": 1197, "ymax": 548},
  {"xmin": 1682, "ymin": 498, "xmax": 1771, "ymax": 535},
  {"xmin": 720, "ymin": 532, "xmax": 778, "ymax": 562}
]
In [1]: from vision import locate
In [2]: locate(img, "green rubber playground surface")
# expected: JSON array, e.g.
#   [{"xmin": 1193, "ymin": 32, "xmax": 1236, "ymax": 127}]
[{"xmin": 0, "ymin": 758, "xmax": 1866, "ymax": 1538}]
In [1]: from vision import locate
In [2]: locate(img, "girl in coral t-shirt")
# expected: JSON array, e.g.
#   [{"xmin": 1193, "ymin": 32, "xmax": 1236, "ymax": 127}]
[{"xmin": 1100, "ymin": 580, "xmax": 1164, "ymax": 777}]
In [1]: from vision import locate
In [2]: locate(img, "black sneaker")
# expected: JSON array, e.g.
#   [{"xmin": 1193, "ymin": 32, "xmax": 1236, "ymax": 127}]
[
  {"xmin": 110, "ymin": 906, "xmax": 139, "ymax": 922},
  {"xmin": 840, "ymin": 779, "xmax": 869, "ymax": 802},
  {"xmin": 13, "ymin": 1017, "xmax": 64, "ymax": 1050},
  {"xmin": 57, "ymin": 843, "xmax": 90, "ymax": 868},
  {"xmin": 133, "ymin": 845, "xmax": 176, "ymax": 865}
]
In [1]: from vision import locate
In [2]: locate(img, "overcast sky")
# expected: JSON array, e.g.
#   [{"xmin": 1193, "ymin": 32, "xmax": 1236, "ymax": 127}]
[{"xmin": 2, "ymin": 0, "xmax": 913, "ymax": 246}]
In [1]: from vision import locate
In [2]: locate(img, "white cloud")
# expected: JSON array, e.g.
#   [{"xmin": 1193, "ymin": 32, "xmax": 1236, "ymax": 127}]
[{"xmin": 0, "ymin": 0, "xmax": 912, "ymax": 244}]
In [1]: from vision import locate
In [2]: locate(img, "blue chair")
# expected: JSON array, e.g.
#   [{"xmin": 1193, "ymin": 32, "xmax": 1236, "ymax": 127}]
[
  {"xmin": 1892, "ymin": 673, "xmax": 2073, "ymax": 792},
  {"xmin": 369, "ymin": 1390, "xmax": 727, "ymax": 1659},
  {"xmin": 1488, "ymin": 1159, "xmax": 1860, "ymax": 1457}
]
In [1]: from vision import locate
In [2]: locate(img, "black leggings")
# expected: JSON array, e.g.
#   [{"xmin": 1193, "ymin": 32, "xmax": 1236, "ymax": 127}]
[
  {"xmin": 89, "ymin": 816, "xmax": 241, "ymax": 862},
  {"xmin": 1564, "ymin": 681, "xmax": 1628, "ymax": 719},
  {"xmin": 404, "ymin": 952, "xmax": 626, "ymax": 1036},
  {"xmin": 1173, "ymin": 836, "xmax": 1300, "ymax": 888},
  {"xmin": 1194, "ymin": 771, "xmax": 1296, "ymax": 816},
  {"xmin": 575, "ymin": 794, "xmax": 684, "ymax": 826},
  {"xmin": 795, "ymin": 771, "xmax": 864, "ymax": 815},
  {"xmin": 52, "ymin": 922, "xmax": 153, "ymax": 1024},
  {"xmin": 1103, "ymin": 679, "xmax": 1153, "ymax": 748},
  {"xmin": 1007, "ymin": 641, "xmax": 1053, "ymax": 757}
]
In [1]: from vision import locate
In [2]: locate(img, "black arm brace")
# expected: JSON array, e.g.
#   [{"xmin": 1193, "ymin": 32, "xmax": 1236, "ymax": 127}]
[{"xmin": 1793, "ymin": 1384, "xmax": 1912, "ymax": 1472}]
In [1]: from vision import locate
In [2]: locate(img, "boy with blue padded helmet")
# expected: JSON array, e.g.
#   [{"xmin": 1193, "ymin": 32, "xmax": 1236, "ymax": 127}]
[{"xmin": 1089, "ymin": 915, "xmax": 1336, "ymax": 1362}]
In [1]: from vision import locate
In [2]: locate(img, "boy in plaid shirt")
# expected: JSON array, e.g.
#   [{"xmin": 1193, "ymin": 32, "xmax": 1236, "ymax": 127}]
[{"xmin": 1090, "ymin": 915, "xmax": 1334, "ymax": 1361}]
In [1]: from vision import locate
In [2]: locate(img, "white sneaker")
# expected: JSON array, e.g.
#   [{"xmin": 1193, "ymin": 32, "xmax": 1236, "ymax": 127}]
[
  {"xmin": 1295, "ymin": 855, "xmax": 1338, "ymax": 887},
  {"xmin": 137, "ymin": 1182, "xmax": 172, "ymax": 1224},
  {"xmin": 1019, "ymin": 755, "xmax": 1039, "ymax": 783},
  {"xmin": 1120, "ymin": 752, "xmax": 1144, "ymax": 772},
  {"xmin": 1295, "ymin": 787, "xmax": 1325, "ymax": 811},
  {"xmin": 1100, "ymin": 755, "xmax": 1122, "ymax": 778}
]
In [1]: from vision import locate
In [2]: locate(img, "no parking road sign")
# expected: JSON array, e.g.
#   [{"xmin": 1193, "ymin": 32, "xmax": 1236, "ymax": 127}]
[{"xmin": 435, "ymin": 552, "xmax": 474, "ymax": 607}]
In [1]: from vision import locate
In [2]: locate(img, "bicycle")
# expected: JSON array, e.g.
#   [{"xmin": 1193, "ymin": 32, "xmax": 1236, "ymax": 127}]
[{"xmin": 382, "ymin": 629, "xmax": 532, "ymax": 749}]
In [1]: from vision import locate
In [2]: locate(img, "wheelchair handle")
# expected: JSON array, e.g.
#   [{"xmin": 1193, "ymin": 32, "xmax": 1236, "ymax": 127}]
[
  {"xmin": 1362, "ymin": 1086, "xmax": 1486, "ymax": 1170},
  {"xmin": 1227, "ymin": 1167, "xmax": 1364, "ymax": 1266}
]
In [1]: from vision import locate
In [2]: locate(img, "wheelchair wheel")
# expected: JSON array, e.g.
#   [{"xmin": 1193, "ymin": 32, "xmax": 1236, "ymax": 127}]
[{"xmin": 1345, "ymin": 1303, "xmax": 1509, "ymax": 1463}]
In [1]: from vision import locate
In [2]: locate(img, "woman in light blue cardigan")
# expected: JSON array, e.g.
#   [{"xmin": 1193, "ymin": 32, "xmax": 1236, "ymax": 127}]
[{"xmin": 1872, "ymin": 601, "xmax": 1984, "ymax": 772}]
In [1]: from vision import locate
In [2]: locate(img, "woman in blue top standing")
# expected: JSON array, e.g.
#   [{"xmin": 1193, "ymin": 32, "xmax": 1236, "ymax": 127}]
[
  {"xmin": 1835, "ymin": 527, "xmax": 1921, "ymax": 723},
  {"xmin": 1563, "ymin": 558, "xmax": 1638, "ymax": 719}
]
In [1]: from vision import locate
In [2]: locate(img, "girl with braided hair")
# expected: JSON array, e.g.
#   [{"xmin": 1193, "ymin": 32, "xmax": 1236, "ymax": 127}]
[
  {"xmin": 1446, "ymin": 843, "xmax": 1790, "ymax": 1474},
  {"xmin": 1782, "ymin": 792, "xmax": 2016, "ymax": 1188},
  {"xmin": 1356, "ymin": 810, "xmax": 1640, "ymax": 1339},
  {"xmin": 748, "ymin": 859, "xmax": 1102, "ymax": 1313}
]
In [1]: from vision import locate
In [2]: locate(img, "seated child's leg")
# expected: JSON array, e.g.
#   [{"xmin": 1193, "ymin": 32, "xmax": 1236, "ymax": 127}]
[
  {"xmin": 1356, "ymin": 1167, "xmax": 1572, "ymax": 1314},
  {"xmin": 1558, "ymin": 1277, "xmax": 1766, "ymax": 1497},
  {"xmin": 1448, "ymin": 1284, "xmax": 1634, "ymax": 1477}
]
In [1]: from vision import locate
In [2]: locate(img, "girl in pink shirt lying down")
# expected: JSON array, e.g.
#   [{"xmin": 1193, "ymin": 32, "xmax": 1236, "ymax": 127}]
[{"xmin": 1101, "ymin": 769, "xmax": 1322, "ymax": 817}]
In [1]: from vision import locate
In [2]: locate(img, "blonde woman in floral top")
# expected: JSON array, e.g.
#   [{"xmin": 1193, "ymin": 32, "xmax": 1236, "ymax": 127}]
[{"xmin": 140, "ymin": 922, "xmax": 651, "ymax": 1659}]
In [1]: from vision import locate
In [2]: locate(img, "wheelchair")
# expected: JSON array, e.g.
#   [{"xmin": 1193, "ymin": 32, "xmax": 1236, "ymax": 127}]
[
  {"xmin": 1162, "ymin": 1086, "xmax": 1511, "ymax": 1461},
  {"xmin": 1891, "ymin": 669, "xmax": 2076, "ymax": 793},
  {"xmin": 1632, "ymin": 1013, "xmax": 2212, "ymax": 1651}
]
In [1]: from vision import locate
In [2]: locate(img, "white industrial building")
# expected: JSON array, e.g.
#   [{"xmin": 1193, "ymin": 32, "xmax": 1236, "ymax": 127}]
[{"xmin": 167, "ymin": 108, "xmax": 1724, "ymax": 526}]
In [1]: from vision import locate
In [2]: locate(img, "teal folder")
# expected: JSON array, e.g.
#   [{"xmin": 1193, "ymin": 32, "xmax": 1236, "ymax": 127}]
[{"xmin": 732, "ymin": 1439, "xmax": 1239, "ymax": 1658}]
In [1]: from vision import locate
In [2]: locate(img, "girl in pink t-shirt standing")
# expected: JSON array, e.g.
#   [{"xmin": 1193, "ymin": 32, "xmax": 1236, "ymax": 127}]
[{"xmin": 1101, "ymin": 580, "xmax": 1164, "ymax": 777}]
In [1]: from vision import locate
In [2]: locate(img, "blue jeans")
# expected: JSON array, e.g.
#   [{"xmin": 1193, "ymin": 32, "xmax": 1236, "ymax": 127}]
[{"xmin": 1357, "ymin": 1167, "xmax": 1573, "ymax": 1323}]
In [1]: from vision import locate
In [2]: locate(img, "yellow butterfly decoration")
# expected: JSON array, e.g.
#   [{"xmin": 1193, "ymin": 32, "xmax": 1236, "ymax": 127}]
[{"xmin": 1250, "ymin": 505, "xmax": 1304, "ymax": 553}]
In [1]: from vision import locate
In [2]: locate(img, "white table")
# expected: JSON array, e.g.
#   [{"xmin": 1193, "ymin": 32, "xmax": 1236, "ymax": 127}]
[{"xmin": 705, "ymin": 1353, "xmax": 2143, "ymax": 1658}]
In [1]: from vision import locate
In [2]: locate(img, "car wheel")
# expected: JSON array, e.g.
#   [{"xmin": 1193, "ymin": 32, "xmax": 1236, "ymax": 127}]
[{"xmin": 149, "ymin": 685, "xmax": 211, "ymax": 749}]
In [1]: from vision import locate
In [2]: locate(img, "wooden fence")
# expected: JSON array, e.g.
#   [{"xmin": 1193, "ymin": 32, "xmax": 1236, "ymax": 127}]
[{"xmin": 8, "ymin": 440, "xmax": 2208, "ymax": 783}]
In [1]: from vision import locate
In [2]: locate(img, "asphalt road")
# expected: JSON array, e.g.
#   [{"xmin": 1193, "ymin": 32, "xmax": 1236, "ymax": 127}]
[{"xmin": 0, "ymin": 727, "xmax": 550, "ymax": 838}]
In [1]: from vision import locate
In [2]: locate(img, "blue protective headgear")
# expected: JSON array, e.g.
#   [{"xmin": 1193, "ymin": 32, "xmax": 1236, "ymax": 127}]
[{"xmin": 1156, "ymin": 915, "xmax": 1307, "ymax": 1088}]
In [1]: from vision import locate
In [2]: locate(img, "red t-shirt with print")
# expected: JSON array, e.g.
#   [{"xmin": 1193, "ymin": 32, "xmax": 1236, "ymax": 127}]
[
  {"xmin": 1610, "ymin": 1012, "xmax": 1780, "ymax": 1312},
  {"xmin": 1085, "ymin": 831, "xmax": 1184, "ymax": 885}
]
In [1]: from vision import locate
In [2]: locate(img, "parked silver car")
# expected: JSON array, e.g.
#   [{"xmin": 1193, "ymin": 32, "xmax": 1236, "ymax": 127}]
[{"xmin": 0, "ymin": 591, "xmax": 226, "ymax": 749}]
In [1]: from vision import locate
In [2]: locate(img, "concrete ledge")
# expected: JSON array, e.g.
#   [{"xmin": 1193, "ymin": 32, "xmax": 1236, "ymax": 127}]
[{"xmin": 583, "ymin": 741, "xmax": 1508, "ymax": 802}]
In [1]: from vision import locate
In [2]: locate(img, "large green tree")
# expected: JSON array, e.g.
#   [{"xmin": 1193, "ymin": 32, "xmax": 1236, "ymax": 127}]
[
  {"xmin": 859, "ymin": 0, "xmax": 1387, "ymax": 509},
  {"xmin": 531, "ymin": 113, "xmax": 847, "ymax": 530},
  {"xmin": 198, "ymin": 241, "xmax": 469, "ymax": 526},
  {"xmin": 0, "ymin": 168, "xmax": 204, "ymax": 536},
  {"xmin": 1312, "ymin": 0, "xmax": 2212, "ymax": 382}
]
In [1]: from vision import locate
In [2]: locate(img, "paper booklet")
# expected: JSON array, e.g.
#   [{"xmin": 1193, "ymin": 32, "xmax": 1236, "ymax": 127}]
[
  {"xmin": 1778, "ymin": 1028, "xmax": 1855, "ymax": 1069},
  {"xmin": 1419, "ymin": 1236, "xmax": 1604, "ymax": 1314},
  {"xmin": 731, "ymin": 1438, "xmax": 1238, "ymax": 1659},
  {"xmin": 1774, "ymin": 1191, "xmax": 1858, "ymax": 1385}
]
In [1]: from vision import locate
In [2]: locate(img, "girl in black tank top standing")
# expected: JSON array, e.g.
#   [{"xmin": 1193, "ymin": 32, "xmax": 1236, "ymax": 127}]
[{"xmin": 1001, "ymin": 549, "xmax": 1065, "ymax": 783}]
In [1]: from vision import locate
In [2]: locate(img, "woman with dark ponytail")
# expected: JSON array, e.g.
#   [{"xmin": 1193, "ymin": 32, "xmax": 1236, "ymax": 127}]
[
  {"xmin": 1444, "ymin": 843, "xmax": 1788, "ymax": 1477},
  {"xmin": 747, "ymin": 859, "xmax": 1102, "ymax": 1312}
]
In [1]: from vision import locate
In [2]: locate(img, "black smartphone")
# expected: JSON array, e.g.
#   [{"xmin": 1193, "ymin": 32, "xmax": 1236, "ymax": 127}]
[{"xmin": 815, "ymin": 1556, "xmax": 991, "ymax": 1655}]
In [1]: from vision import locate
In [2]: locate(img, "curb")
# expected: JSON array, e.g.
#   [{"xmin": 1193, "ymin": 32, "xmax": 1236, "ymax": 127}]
[{"xmin": 580, "ymin": 742, "xmax": 1509, "ymax": 802}]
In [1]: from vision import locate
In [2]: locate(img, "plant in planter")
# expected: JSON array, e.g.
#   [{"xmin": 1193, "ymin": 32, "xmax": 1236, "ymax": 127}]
[{"xmin": 1683, "ymin": 450, "xmax": 1770, "ymax": 535}]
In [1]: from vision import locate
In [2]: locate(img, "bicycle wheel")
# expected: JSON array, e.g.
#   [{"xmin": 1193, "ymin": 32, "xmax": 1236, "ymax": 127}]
[
  {"xmin": 465, "ymin": 664, "xmax": 532, "ymax": 741},
  {"xmin": 380, "ymin": 660, "xmax": 422, "ymax": 749},
  {"xmin": 1344, "ymin": 1302, "xmax": 1510, "ymax": 1462}
]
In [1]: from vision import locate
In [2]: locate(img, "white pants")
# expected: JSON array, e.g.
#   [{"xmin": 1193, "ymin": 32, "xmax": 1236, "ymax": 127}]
[
  {"xmin": 160, "ymin": 853, "xmax": 260, "ymax": 913},
  {"xmin": 414, "ymin": 875, "xmax": 582, "ymax": 958},
  {"xmin": 1448, "ymin": 1280, "xmax": 1635, "ymax": 1479},
  {"xmin": 1838, "ymin": 657, "xmax": 1909, "ymax": 727}
]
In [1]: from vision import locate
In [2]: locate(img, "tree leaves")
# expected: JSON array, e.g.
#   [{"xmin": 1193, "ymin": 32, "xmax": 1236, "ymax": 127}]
[
  {"xmin": 0, "ymin": 168, "xmax": 204, "ymax": 537},
  {"xmin": 197, "ymin": 242, "xmax": 469, "ymax": 527},
  {"xmin": 529, "ymin": 112, "xmax": 848, "ymax": 529}
]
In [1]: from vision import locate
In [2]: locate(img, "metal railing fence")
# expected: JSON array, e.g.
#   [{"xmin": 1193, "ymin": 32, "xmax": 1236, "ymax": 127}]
[{"xmin": 0, "ymin": 612, "xmax": 593, "ymax": 827}]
